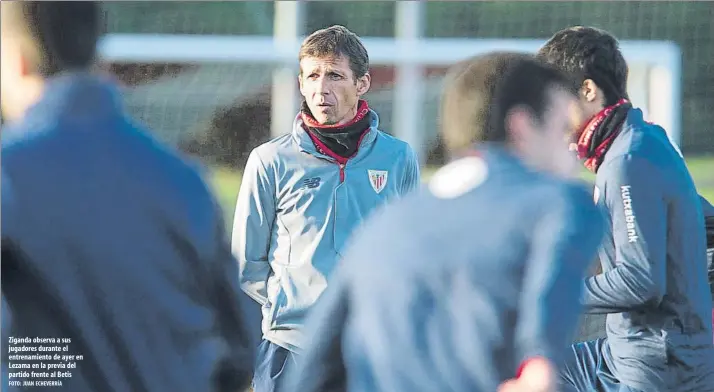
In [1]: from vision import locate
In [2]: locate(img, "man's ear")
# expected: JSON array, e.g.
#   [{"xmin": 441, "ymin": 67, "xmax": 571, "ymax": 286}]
[
  {"xmin": 581, "ymin": 79, "xmax": 599, "ymax": 103},
  {"xmin": 19, "ymin": 55, "xmax": 32, "ymax": 77},
  {"xmin": 2, "ymin": 38, "xmax": 31, "ymax": 78},
  {"xmin": 297, "ymin": 74, "xmax": 305, "ymax": 96},
  {"xmin": 356, "ymin": 73, "xmax": 371, "ymax": 96},
  {"xmin": 505, "ymin": 106, "xmax": 535, "ymax": 146}
]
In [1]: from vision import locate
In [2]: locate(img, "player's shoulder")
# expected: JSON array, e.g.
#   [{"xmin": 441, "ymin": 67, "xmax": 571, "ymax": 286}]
[
  {"xmin": 338, "ymin": 195, "xmax": 418, "ymax": 272},
  {"xmin": 262, "ymin": 133, "xmax": 295, "ymax": 149},
  {"xmin": 140, "ymin": 137, "xmax": 225, "ymax": 234},
  {"xmin": 123, "ymin": 124, "xmax": 227, "ymax": 241},
  {"xmin": 528, "ymin": 175, "xmax": 599, "ymax": 218},
  {"xmin": 556, "ymin": 180, "xmax": 598, "ymax": 210},
  {"xmin": 512, "ymin": 176, "xmax": 604, "ymax": 242},
  {"xmin": 597, "ymin": 150, "xmax": 667, "ymax": 191},
  {"xmin": 248, "ymin": 133, "xmax": 296, "ymax": 166},
  {"xmin": 1, "ymin": 120, "xmax": 56, "ymax": 155},
  {"xmin": 599, "ymin": 152, "xmax": 641, "ymax": 171},
  {"xmin": 606, "ymin": 110, "xmax": 680, "ymax": 172},
  {"xmin": 121, "ymin": 121, "xmax": 217, "ymax": 201},
  {"xmin": 1, "ymin": 121, "xmax": 69, "ymax": 190},
  {"xmin": 372, "ymin": 129, "xmax": 414, "ymax": 155}
]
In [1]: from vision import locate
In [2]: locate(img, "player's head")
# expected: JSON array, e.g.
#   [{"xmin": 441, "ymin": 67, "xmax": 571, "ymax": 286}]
[
  {"xmin": 440, "ymin": 52, "xmax": 582, "ymax": 177},
  {"xmin": 298, "ymin": 25, "xmax": 371, "ymax": 125},
  {"xmin": 537, "ymin": 26, "xmax": 628, "ymax": 121},
  {"xmin": 0, "ymin": 1, "xmax": 102, "ymax": 121}
]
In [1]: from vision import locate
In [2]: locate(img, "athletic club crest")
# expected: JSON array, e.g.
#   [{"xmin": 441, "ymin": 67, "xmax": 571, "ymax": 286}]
[{"xmin": 368, "ymin": 170, "xmax": 388, "ymax": 194}]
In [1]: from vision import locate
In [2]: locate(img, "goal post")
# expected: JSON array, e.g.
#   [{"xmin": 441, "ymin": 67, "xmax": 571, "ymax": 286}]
[{"xmin": 99, "ymin": 33, "xmax": 681, "ymax": 164}]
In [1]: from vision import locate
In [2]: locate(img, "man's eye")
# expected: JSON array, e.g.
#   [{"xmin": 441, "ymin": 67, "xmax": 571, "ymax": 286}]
[{"xmin": 330, "ymin": 74, "xmax": 343, "ymax": 80}]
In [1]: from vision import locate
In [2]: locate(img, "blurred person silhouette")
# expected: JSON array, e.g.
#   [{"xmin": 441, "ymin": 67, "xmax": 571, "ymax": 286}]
[
  {"xmin": 284, "ymin": 52, "xmax": 605, "ymax": 392},
  {"xmin": 1, "ymin": 2, "xmax": 254, "ymax": 391}
]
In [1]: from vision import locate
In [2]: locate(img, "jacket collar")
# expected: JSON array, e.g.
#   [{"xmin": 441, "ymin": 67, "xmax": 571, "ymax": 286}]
[
  {"xmin": 475, "ymin": 143, "xmax": 531, "ymax": 173},
  {"xmin": 291, "ymin": 109, "xmax": 380, "ymax": 163},
  {"xmin": 450, "ymin": 142, "xmax": 542, "ymax": 178},
  {"xmin": 603, "ymin": 107, "xmax": 643, "ymax": 153},
  {"xmin": 22, "ymin": 72, "xmax": 124, "ymax": 127},
  {"xmin": 620, "ymin": 107, "xmax": 643, "ymax": 133}
]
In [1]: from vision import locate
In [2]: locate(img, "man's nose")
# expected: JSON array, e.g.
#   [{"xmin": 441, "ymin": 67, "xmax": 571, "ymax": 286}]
[{"xmin": 314, "ymin": 76, "xmax": 330, "ymax": 95}]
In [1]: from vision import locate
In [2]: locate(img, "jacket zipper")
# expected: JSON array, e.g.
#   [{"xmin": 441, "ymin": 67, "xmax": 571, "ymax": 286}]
[
  {"xmin": 308, "ymin": 126, "xmax": 370, "ymax": 185},
  {"xmin": 317, "ymin": 147, "xmax": 347, "ymax": 183}
]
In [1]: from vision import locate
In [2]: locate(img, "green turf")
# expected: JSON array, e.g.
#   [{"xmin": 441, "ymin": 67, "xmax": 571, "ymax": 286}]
[
  {"xmin": 209, "ymin": 166, "xmax": 244, "ymax": 220},
  {"xmin": 209, "ymin": 156, "xmax": 714, "ymax": 222}
]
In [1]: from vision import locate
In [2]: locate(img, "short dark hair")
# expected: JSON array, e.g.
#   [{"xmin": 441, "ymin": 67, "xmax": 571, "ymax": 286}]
[
  {"xmin": 298, "ymin": 25, "xmax": 369, "ymax": 80},
  {"xmin": 1, "ymin": 1, "xmax": 102, "ymax": 77},
  {"xmin": 440, "ymin": 52, "xmax": 579, "ymax": 153},
  {"xmin": 537, "ymin": 26, "xmax": 628, "ymax": 105}
]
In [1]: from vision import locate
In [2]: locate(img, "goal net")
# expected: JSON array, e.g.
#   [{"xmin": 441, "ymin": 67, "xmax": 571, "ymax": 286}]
[{"xmin": 100, "ymin": 1, "xmax": 713, "ymax": 167}]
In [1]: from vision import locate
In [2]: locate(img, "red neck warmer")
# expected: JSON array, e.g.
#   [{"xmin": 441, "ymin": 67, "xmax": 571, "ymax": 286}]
[{"xmin": 576, "ymin": 98, "xmax": 631, "ymax": 172}]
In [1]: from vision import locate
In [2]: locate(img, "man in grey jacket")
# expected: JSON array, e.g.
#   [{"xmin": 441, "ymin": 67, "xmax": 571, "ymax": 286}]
[{"xmin": 232, "ymin": 25, "xmax": 420, "ymax": 391}]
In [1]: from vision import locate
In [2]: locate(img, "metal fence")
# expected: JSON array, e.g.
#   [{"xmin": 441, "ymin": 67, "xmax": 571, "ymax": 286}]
[{"xmin": 103, "ymin": 1, "xmax": 714, "ymax": 157}]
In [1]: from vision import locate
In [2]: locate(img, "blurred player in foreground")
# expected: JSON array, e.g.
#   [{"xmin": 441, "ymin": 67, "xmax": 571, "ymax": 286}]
[
  {"xmin": 284, "ymin": 52, "xmax": 605, "ymax": 392},
  {"xmin": 538, "ymin": 26, "xmax": 714, "ymax": 391},
  {"xmin": 1, "ymin": 2, "xmax": 253, "ymax": 391},
  {"xmin": 232, "ymin": 25, "xmax": 420, "ymax": 391},
  {"xmin": 708, "ymin": 217, "xmax": 714, "ymax": 340}
]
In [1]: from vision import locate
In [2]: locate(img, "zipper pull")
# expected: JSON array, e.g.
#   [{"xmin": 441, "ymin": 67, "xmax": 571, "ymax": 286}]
[{"xmin": 338, "ymin": 163, "xmax": 346, "ymax": 183}]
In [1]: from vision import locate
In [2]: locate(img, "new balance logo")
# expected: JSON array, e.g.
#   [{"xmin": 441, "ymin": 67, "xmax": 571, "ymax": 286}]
[
  {"xmin": 620, "ymin": 185, "xmax": 638, "ymax": 243},
  {"xmin": 301, "ymin": 177, "xmax": 321, "ymax": 189}
]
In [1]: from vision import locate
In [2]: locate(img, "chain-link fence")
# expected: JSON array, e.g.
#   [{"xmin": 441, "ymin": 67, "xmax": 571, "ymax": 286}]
[{"xmin": 104, "ymin": 1, "xmax": 714, "ymax": 160}]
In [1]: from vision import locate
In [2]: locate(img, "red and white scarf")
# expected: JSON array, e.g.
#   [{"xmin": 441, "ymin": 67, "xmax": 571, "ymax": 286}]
[{"xmin": 575, "ymin": 98, "xmax": 632, "ymax": 172}]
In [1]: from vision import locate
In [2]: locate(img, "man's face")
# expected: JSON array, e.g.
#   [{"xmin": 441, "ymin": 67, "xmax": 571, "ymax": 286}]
[
  {"xmin": 0, "ymin": 29, "xmax": 22, "ymax": 121},
  {"xmin": 0, "ymin": 22, "xmax": 40, "ymax": 124},
  {"xmin": 299, "ymin": 54, "xmax": 370, "ymax": 125},
  {"xmin": 521, "ymin": 88, "xmax": 583, "ymax": 178}
]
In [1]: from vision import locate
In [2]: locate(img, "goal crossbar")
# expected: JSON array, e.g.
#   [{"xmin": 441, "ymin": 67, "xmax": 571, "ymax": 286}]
[
  {"xmin": 100, "ymin": 34, "xmax": 680, "ymax": 67},
  {"xmin": 99, "ymin": 34, "xmax": 681, "ymax": 152}
]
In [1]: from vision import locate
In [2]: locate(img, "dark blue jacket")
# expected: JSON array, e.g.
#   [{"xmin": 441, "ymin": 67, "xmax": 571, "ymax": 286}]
[
  {"xmin": 583, "ymin": 108, "xmax": 714, "ymax": 391},
  {"xmin": 284, "ymin": 146, "xmax": 604, "ymax": 392},
  {"xmin": 1, "ymin": 73, "xmax": 254, "ymax": 392}
]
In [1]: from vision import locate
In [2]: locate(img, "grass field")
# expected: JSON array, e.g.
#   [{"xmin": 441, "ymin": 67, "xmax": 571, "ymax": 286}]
[{"xmin": 208, "ymin": 156, "xmax": 714, "ymax": 222}]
